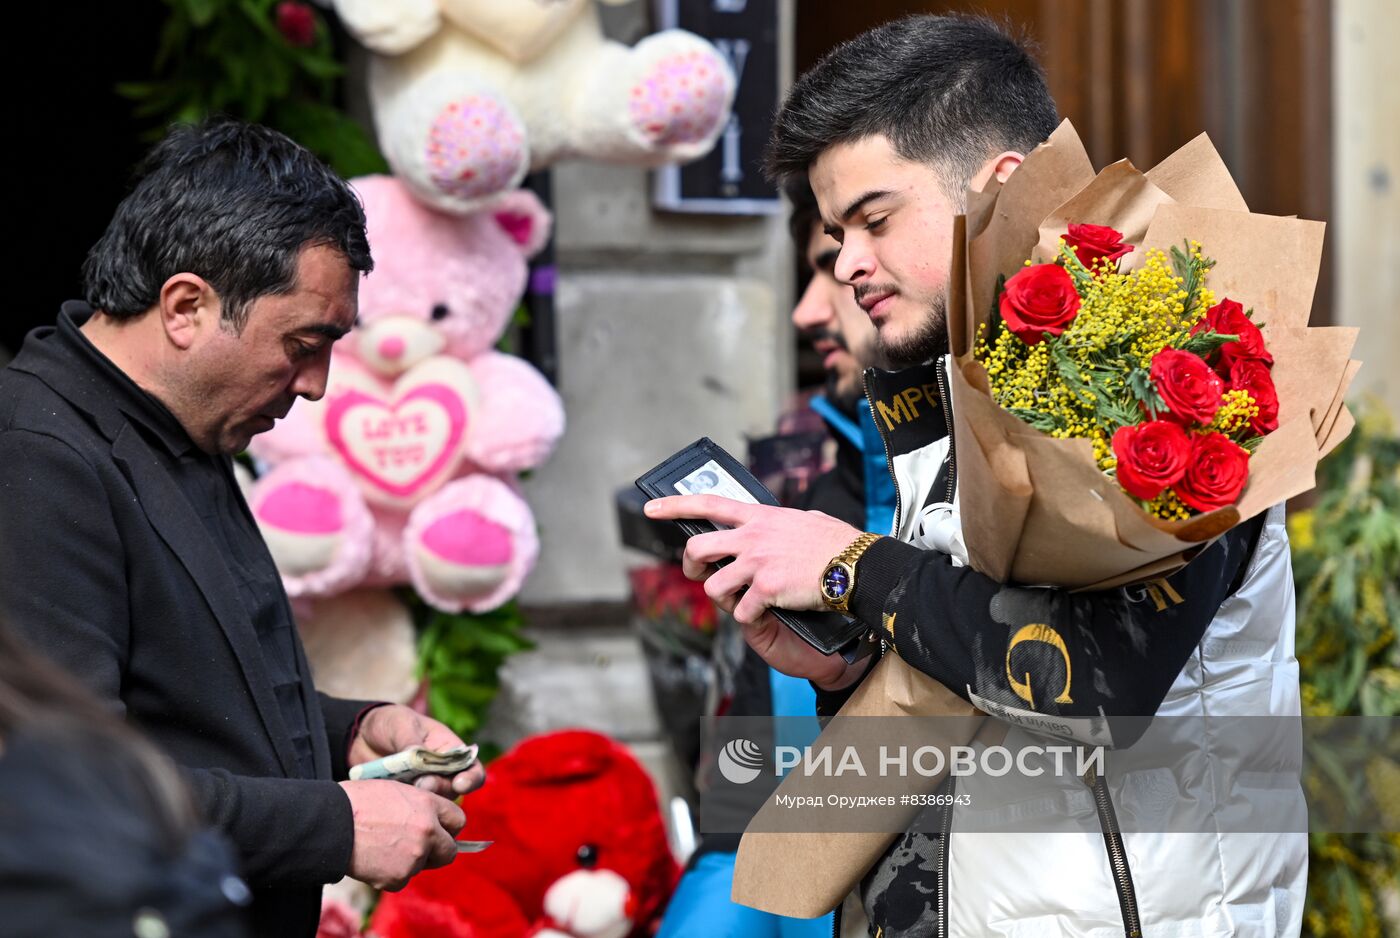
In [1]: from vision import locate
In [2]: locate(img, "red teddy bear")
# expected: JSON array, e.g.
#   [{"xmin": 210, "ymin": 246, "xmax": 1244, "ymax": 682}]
[{"xmin": 370, "ymin": 731, "xmax": 680, "ymax": 938}]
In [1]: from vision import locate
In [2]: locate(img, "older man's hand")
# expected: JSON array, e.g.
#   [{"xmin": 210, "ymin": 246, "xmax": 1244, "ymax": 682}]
[
  {"xmin": 337, "ymin": 779, "xmax": 464, "ymax": 892},
  {"xmin": 644, "ymin": 494, "xmax": 867, "ymax": 689},
  {"xmin": 348, "ymin": 704, "xmax": 486, "ymax": 798}
]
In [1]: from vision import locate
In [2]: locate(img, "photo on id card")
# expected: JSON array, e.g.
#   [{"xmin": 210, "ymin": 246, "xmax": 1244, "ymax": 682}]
[{"xmin": 673, "ymin": 459, "xmax": 760, "ymax": 508}]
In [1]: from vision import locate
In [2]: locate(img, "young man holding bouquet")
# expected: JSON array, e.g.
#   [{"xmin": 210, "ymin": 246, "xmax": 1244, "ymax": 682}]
[{"xmin": 647, "ymin": 14, "xmax": 1304, "ymax": 937}]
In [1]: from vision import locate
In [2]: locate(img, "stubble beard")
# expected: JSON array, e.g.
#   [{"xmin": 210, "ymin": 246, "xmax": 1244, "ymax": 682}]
[
  {"xmin": 827, "ymin": 366, "xmax": 865, "ymax": 411},
  {"xmin": 875, "ymin": 291, "xmax": 950, "ymax": 371}
]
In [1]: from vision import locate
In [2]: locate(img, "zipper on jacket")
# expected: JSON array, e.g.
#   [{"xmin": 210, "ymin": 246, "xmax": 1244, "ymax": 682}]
[
  {"xmin": 863, "ymin": 368, "xmax": 903, "ymax": 533},
  {"xmin": 830, "ymin": 899, "xmax": 842, "ymax": 938},
  {"xmin": 935, "ymin": 356, "xmax": 957, "ymax": 505},
  {"xmin": 1084, "ymin": 763, "xmax": 1143, "ymax": 938},
  {"xmin": 936, "ymin": 776, "xmax": 955, "ymax": 938}
]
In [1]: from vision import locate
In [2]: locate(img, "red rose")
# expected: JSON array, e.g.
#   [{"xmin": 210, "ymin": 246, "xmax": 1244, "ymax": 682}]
[
  {"xmin": 1174, "ymin": 432, "xmax": 1250, "ymax": 511},
  {"xmin": 998, "ymin": 263, "xmax": 1082, "ymax": 345},
  {"xmin": 1191, "ymin": 298, "xmax": 1273, "ymax": 371},
  {"xmin": 1149, "ymin": 348, "xmax": 1224, "ymax": 425},
  {"xmin": 1064, "ymin": 223, "xmax": 1134, "ymax": 272},
  {"xmin": 1228, "ymin": 359, "xmax": 1280, "ymax": 435},
  {"xmin": 276, "ymin": 1, "xmax": 316, "ymax": 47},
  {"xmin": 1112, "ymin": 420, "xmax": 1191, "ymax": 500}
]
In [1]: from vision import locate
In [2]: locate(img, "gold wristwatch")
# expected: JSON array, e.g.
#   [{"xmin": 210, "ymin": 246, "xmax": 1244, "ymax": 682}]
[{"xmin": 819, "ymin": 532, "xmax": 882, "ymax": 615}]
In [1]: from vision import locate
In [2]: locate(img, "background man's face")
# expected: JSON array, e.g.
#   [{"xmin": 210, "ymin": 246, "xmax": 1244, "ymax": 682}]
[
  {"xmin": 791, "ymin": 222, "xmax": 878, "ymax": 405},
  {"xmin": 809, "ymin": 134, "xmax": 957, "ymax": 369},
  {"xmin": 169, "ymin": 245, "xmax": 358, "ymax": 454}
]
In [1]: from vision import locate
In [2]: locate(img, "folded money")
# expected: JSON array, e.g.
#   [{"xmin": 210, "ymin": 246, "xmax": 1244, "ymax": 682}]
[{"xmin": 349, "ymin": 744, "xmax": 480, "ymax": 782}]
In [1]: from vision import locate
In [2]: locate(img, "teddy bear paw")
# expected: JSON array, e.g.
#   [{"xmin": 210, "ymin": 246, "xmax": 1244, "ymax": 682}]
[
  {"xmin": 249, "ymin": 459, "xmax": 374, "ymax": 597},
  {"xmin": 405, "ymin": 475, "xmax": 539, "ymax": 613},
  {"xmin": 425, "ymin": 94, "xmax": 529, "ymax": 204},
  {"xmin": 626, "ymin": 37, "xmax": 733, "ymax": 150},
  {"xmin": 415, "ymin": 508, "xmax": 514, "ymax": 596}
]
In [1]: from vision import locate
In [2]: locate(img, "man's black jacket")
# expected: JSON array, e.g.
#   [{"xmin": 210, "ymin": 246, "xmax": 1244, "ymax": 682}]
[{"xmin": 0, "ymin": 311, "xmax": 368, "ymax": 938}]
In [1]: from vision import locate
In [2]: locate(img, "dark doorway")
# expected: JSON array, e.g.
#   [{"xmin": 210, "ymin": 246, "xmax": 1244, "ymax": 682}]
[{"xmin": 6, "ymin": 2, "xmax": 166, "ymax": 356}]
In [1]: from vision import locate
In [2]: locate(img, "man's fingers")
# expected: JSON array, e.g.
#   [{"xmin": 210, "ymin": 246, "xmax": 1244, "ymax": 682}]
[
  {"xmin": 732, "ymin": 585, "xmax": 772, "ymax": 625},
  {"xmin": 413, "ymin": 775, "xmax": 455, "ymax": 798},
  {"xmin": 681, "ymin": 552, "xmax": 712, "ymax": 582},
  {"xmin": 419, "ymin": 724, "xmax": 467, "ymax": 754},
  {"xmin": 680, "ymin": 528, "xmax": 745, "ymax": 582},
  {"xmin": 451, "ymin": 764, "xmax": 486, "ymax": 796},
  {"xmin": 684, "ymin": 528, "xmax": 743, "ymax": 565},
  {"xmin": 426, "ymin": 823, "xmax": 459, "ymax": 868},
  {"xmin": 644, "ymin": 494, "xmax": 757, "ymax": 527},
  {"xmin": 703, "ymin": 562, "xmax": 750, "ymax": 607},
  {"xmin": 431, "ymin": 792, "xmax": 466, "ymax": 836}
]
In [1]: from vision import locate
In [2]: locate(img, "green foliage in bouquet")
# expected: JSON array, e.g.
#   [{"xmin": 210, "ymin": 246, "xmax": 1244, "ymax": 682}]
[
  {"xmin": 413, "ymin": 597, "xmax": 533, "ymax": 759},
  {"xmin": 118, "ymin": 0, "xmax": 387, "ymax": 177},
  {"xmin": 1290, "ymin": 400, "xmax": 1400, "ymax": 936}
]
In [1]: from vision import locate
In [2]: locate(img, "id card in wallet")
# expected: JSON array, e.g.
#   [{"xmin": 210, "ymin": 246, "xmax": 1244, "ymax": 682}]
[{"xmin": 636, "ymin": 438, "xmax": 874, "ymax": 662}]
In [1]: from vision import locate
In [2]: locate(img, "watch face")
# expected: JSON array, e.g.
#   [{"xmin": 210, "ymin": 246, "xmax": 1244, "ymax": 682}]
[{"xmin": 822, "ymin": 564, "xmax": 852, "ymax": 600}]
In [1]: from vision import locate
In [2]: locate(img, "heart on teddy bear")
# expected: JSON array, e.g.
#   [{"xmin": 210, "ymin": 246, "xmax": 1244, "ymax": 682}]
[{"xmin": 323, "ymin": 358, "xmax": 480, "ymax": 506}]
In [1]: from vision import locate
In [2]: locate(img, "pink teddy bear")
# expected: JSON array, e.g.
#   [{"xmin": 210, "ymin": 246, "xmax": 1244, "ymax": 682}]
[{"xmin": 247, "ymin": 175, "xmax": 564, "ymax": 612}]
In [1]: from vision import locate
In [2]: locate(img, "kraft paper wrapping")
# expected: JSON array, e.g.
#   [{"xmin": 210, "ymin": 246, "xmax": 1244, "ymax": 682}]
[
  {"xmin": 951, "ymin": 126, "xmax": 1359, "ymax": 589},
  {"xmin": 730, "ymin": 654, "xmax": 989, "ymax": 919},
  {"xmin": 730, "ymin": 122, "xmax": 1359, "ymax": 916}
]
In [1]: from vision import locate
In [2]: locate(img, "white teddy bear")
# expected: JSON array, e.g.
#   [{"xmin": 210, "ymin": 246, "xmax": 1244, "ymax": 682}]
[{"xmin": 336, "ymin": 0, "xmax": 736, "ymax": 213}]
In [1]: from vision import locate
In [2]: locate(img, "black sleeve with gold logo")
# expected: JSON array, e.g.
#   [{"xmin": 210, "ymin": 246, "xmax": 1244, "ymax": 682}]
[{"xmin": 819, "ymin": 515, "xmax": 1265, "ymax": 742}]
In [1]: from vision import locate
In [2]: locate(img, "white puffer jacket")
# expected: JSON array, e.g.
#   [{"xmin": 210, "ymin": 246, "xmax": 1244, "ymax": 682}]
[{"xmin": 891, "ymin": 356, "xmax": 1306, "ymax": 938}]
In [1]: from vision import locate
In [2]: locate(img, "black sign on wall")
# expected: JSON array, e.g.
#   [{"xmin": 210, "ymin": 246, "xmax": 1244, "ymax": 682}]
[{"xmin": 652, "ymin": 0, "xmax": 782, "ymax": 215}]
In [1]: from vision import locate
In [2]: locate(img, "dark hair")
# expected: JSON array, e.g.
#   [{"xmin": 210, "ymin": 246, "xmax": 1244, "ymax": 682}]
[
  {"xmin": 0, "ymin": 616, "xmax": 251, "ymax": 932},
  {"xmin": 83, "ymin": 118, "xmax": 373, "ymax": 331},
  {"xmin": 0, "ymin": 617, "xmax": 195, "ymax": 849},
  {"xmin": 766, "ymin": 14, "xmax": 1059, "ymax": 201},
  {"xmin": 785, "ymin": 176, "xmax": 821, "ymax": 253}
]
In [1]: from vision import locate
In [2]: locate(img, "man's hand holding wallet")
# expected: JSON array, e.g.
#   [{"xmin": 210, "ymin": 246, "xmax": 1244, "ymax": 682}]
[{"xmin": 638, "ymin": 438, "xmax": 882, "ymax": 691}]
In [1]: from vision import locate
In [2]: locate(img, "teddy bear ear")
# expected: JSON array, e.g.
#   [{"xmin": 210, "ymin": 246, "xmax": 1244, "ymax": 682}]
[{"xmin": 490, "ymin": 189, "xmax": 553, "ymax": 259}]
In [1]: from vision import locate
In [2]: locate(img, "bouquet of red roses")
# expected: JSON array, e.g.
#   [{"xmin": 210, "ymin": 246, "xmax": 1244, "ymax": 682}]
[
  {"xmin": 945, "ymin": 120, "xmax": 1360, "ymax": 589},
  {"xmin": 979, "ymin": 225, "xmax": 1279, "ymax": 522}
]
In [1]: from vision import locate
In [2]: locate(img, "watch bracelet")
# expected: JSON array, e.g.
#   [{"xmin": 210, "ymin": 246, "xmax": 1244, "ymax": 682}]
[{"xmin": 838, "ymin": 532, "xmax": 882, "ymax": 564}]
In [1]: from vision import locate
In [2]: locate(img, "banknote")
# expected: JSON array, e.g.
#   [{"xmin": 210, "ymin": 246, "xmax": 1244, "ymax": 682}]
[{"xmin": 349, "ymin": 744, "xmax": 480, "ymax": 782}]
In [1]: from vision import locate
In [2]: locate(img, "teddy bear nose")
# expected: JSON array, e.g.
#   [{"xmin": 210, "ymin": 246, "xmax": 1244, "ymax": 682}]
[{"xmin": 378, "ymin": 336, "xmax": 406, "ymax": 360}]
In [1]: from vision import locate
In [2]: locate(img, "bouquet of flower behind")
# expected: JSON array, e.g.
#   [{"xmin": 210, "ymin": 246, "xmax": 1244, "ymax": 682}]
[
  {"xmin": 629, "ymin": 563, "xmax": 721, "ymax": 775},
  {"xmin": 946, "ymin": 120, "xmax": 1361, "ymax": 590}
]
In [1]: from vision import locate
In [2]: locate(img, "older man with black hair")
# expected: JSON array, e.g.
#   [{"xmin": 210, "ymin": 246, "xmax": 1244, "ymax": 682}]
[{"xmin": 0, "ymin": 119, "xmax": 484, "ymax": 938}]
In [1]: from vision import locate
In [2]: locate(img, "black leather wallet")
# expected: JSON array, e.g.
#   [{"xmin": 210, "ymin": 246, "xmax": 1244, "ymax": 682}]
[{"xmin": 635, "ymin": 437, "xmax": 875, "ymax": 662}]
